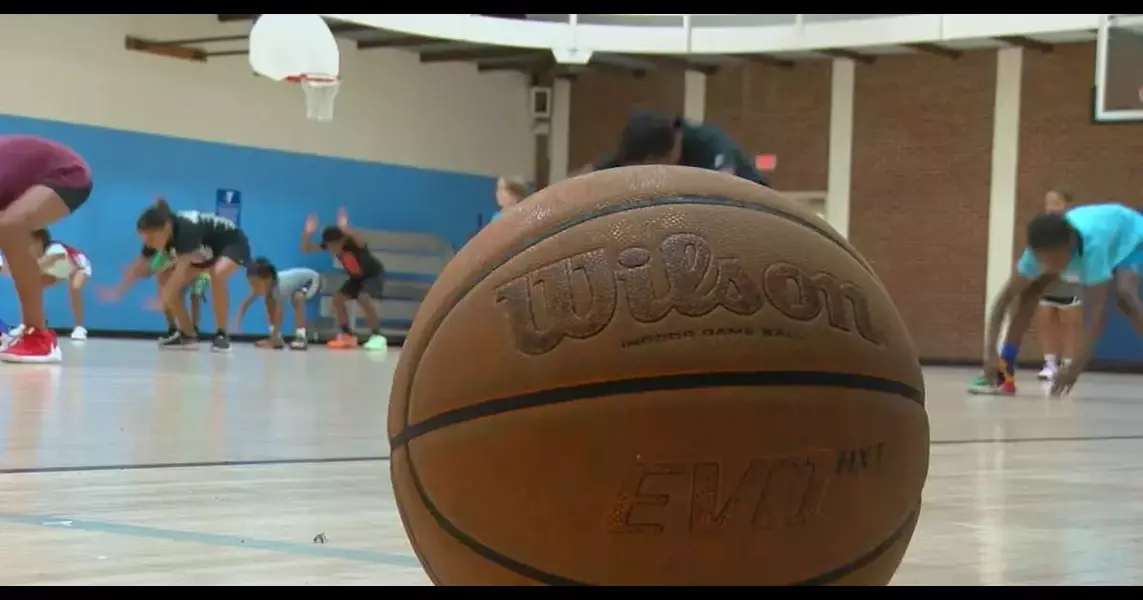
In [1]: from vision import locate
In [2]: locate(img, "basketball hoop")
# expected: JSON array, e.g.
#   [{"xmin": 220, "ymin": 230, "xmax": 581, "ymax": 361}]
[{"xmin": 287, "ymin": 73, "xmax": 340, "ymax": 122}]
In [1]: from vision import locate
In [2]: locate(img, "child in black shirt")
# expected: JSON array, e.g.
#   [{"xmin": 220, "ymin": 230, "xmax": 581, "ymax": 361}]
[{"xmin": 301, "ymin": 208, "xmax": 387, "ymax": 350}]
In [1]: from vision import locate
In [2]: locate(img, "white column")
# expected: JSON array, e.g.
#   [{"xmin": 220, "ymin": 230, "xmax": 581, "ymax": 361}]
[
  {"xmin": 683, "ymin": 70, "xmax": 707, "ymax": 122},
  {"xmin": 826, "ymin": 58, "xmax": 855, "ymax": 238},
  {"xmin": 984, "ymin": 47, "xmax": 1024, "ymax": 319},
  {"xmin": 548, "ymin": 79, "xmax": 572, "ymax": 183}
]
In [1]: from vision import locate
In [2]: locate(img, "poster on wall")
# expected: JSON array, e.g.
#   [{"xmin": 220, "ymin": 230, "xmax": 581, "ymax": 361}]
[{"xmin": 216, "ymin": 189, "xmax": 242, "ymax": 227}]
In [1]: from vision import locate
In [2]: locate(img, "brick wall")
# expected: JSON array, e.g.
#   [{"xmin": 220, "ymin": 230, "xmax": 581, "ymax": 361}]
[
  {"xmin": 563, "ymin": 43, "xmax": 1143, "ymax": 363},
  {"xmin": 705, "ymin": 61, "xmax": 831, "ymax": 191},
  {"xmin": 848, "ymin": 51, "xmax": 995, "ymax": 361},
  {"xmin": 567, "ymin": 70, "xmax": 685, "ymax": 171}
]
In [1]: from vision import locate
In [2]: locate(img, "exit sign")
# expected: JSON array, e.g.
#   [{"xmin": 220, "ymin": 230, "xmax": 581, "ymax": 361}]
[{"xmin": 755, "ymin": 154, "xmax": 777, "ymax": 172}]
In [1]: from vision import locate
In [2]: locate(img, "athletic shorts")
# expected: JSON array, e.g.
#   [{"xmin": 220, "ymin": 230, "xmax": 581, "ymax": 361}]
[
  {"xmin": 191, "ymin": 234, "xmax": 251, "ymax": 269},
  {"xmin": 37, "ymin": 252, "xmax": 91, "ymax": 281},
  {"xmin": 188, "ymin": 276, "xmax": 209, "ymax": 299},
  {"xmin": 294, "ymin": 279, "xmax": 321, "ymax": 301},
  {"xmin": 1115, "ymin": 243, "xmax": 1143, "ymax": 276},
  {"xmin": 45, "ymin": 183, "xmax": 93, "ymax": 214},
  {"xmin": 1040, "ymin": 295, "xmax": 1081, "ymax": 309},
  {"xmin": 150, "ymin": 253, "xmax": 175, "ymax": 273},
  {"xmin": 71, "ymin": 253, "xmax": 92, "ymax": 278},
  {"xmin": 274, "ymin": 279, "xmax": 321, "ymax": 304},
  {"xmin": 339, "ymin": 273, "xmax": 382, "ymax": 300}
]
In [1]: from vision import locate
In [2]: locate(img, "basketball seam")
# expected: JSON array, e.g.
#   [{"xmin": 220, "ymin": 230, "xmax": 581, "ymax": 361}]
[
  {"xmin": 397, "ymin": 195, "xmax": 908, "ymax": 585},
  {"xmin": 392, "ymin": 371, "xmax": 923, "ymax": 448}
]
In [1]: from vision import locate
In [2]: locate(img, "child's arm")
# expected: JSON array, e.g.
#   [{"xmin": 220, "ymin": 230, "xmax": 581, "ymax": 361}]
[
  {"xmin": 263, "ymin": 293, "xmax": 277, "ymax": 334},
  {"xmin": 336, "ymin": 208, "xmax": 367, "ymax": 246},
  {"xmin": 271, "ymin": 295, "xmax": 285, "ymax": 337},
  {"xmin": 110, "ymin": 255, "xmax": 151, "ymax": 296},
  {"xmin": 236, "ymin": 292, "xmax": 258, "ymax": 322},
  {"xmin": 301, "ymin": 215, "xmax": 322, "ymax": 253},
  {"xmin": 1069, "ymin": 282, "xmax": 1112, "ymax": 372}
]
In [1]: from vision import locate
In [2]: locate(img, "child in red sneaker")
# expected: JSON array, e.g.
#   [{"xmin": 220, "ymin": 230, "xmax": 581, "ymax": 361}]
[{"xmin": 0, "ymin": 136, "xmax": 93, "ymax": 364}]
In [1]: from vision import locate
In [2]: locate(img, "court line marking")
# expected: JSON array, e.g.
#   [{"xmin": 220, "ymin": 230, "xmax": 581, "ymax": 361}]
[
  {"xmin": 0, "ymin": 511, "xmax": 423, "ymax": 569},
  {"xmin": 2, "ymin": 434, "xmax": 1142, "ymax": 476},
  {"xmin": 932, "ymin": 434, "xmax": 1143, "ymax": 446},
  {"xmin": 0, "ymin": 455, "xmax": 390, "ymax": 476}
]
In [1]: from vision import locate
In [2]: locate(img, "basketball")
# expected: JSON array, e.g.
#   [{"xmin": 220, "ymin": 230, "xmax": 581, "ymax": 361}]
[{"xmin": 389, "ymin": 166, "xmax": 929, "ymax": 586}]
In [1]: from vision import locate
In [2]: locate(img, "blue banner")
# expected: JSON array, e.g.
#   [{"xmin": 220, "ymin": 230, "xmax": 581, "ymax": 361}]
[{"xmin": 216, "ymin": 189, "xmax": 242, "ymax": 227}]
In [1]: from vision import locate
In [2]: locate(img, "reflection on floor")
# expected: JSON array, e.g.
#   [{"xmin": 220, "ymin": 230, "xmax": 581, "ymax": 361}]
[{"xmin": 0, "ymin": 341, "xmax": 1140, "ymax": 585}]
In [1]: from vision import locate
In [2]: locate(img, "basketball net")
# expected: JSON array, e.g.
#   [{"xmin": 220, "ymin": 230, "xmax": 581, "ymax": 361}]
[{"xmin": 287, "ymin": 73, "xmax": 340, "ymax": 122}]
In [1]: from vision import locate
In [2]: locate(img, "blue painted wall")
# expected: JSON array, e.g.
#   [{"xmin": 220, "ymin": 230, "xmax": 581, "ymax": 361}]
[
  {"xmin": 0, "ymin": 114, "xmax": 498, "ymax": 333},
  {"xmin": 1094, "ymin": 295, "xmax": 1143, "ymax": 364}
]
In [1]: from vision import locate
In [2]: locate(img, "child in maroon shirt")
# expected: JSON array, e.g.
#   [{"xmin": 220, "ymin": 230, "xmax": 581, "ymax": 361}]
[{"xmin": 0, "ymin": 135, "xmax": 93, "ymax": 364}]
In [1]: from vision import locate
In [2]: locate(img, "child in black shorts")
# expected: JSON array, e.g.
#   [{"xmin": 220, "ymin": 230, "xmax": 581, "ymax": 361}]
[{"xmin": 301, "ymin": 208, "xmax": 386, "ymax": 350}]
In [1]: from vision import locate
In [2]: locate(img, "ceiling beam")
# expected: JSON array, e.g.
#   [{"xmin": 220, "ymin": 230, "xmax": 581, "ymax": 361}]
[
  {"xmin": 145, "ymin": 34, "xmax": 248, "ymax": 46},
  {"xmin": 476, "ymin": 58, "xmax": 552, "ymax": 73},
  {"xmin": 905, "ymin": 42, "xmax": 962, "ymax": 60},
  {"xmin": 358, "ymin": 36, "xmax": 443, "ymax": 50},
  {"xmin": 215, "ymin": 14, "xmax": 369, "ymax": 35},
  {"xmin": 995, "ymin": 35, "xmax": 1053, "ymax": 53},
  {"xmin": 124, "ymin": 36, "xmax": 206, "ymax": 63},
  {"xmin": 819, "ymin": 49, "xmax": 876, "ymax": 64},
  {"xmin": 629, "ymin": 55, "xmax": 719, "ymax": 75},
  {"xmin": 587, "ymin": 60, "xmax": 646, "ymax": 77},
  {"xmin": 420, "ymin": 47, "xmax": 542, "ymax": 64},
  {"xmin": 205, "ymin": 49, "xmax": 249, "ymax": 58},
  {"xmin": 745, "ymin": 54, "xmax": 796, "ymax": 69}
]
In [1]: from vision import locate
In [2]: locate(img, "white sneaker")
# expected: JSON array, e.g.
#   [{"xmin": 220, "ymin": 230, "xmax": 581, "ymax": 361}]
[
  {"xmin": 70, "ymin": 326, "xmax": 88, "ymax": 341},
  {"xmin": 1, "ymin": 324, "xmax": 25, "ymax": 353},
  {"xmin": 1037, "ymin": 364, "xmax": 1057, "ymax": 381}
]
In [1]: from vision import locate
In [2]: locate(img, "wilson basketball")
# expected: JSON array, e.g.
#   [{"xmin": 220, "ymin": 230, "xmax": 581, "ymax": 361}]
[{"xmin": 389, "ymin": 166, "xmax": 929, "ymax": 586}]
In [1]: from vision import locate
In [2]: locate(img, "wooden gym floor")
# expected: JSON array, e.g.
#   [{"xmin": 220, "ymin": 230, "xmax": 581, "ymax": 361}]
[{"xmin": 0, "ymin": 340, "xmax": 1140, "ymax": 586}]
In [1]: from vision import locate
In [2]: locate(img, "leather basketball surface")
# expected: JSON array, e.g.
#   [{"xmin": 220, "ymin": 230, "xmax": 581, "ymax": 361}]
[{"xmin": 389, "ymin": 166, "xmax": 929, "ymax": 586}]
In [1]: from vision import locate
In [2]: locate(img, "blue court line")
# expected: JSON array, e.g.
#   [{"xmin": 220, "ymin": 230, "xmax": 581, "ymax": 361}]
[{"xmin": 0, "ymin": 511, "xmax": 423, "ymax": 569}]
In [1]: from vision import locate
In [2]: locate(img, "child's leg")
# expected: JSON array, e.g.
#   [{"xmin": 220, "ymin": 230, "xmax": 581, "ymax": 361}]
[
  {"xmin": 356, "ymin": 293, "xmax": 382, "ymax": 331},
  {"xmin": 1036, "ymin": 303, "xmax": 1060, "ymax": 378},
  {"xmin": 358, "ymin": 274, "xmax": 387, "ymax": 350},
  {"xmin": 190, "ymin": 291, "xmax": 202, "ymax": 334},
  {"xmin": 68, "ymin": 267, "xmax": 89, "ymax": 339},
  {"xmin": 356, "ymin": 292, "xmax": 387, "ymax": 351},
  {"xmin": 1113, "ymin": 270, "xmax": 1143, "ymax": 334},
  {"xmin": 292, "ymin": 292, "xmax": 307, "ymax": 333},
  {"xmin": 1059, "ymin": 303, "xmax": 1083, "ymax": 366},
  {"xmin": 162, "ymin": 275, "xmax": 197, "ymax": 338},
  {"xmin": 327, "ymin": 279, "xmax": 359, "ymax": 349},
  {"xmin": 0, "ymin": 186, "xmax": 71, "ymax": 331},
  {"xmin": 289, "ymin": 286, "xmax": 314, "ymax": 350},
  {"xmin": 155, "ymin": 269, "xmax": 178, "ymax": 334},
  {"xmin": 333, "ymin": 292, "xmax": 349, "ymax": 328},
  {"xmin": 37, "ymin": 275, "xmax": 60, "ymax": 330},
  {"xmin": 1036, "ymin": 304, "xmax": 1059, "ymax": 359},
  {"xmin": 207, "ymin": 256, "xmax": 243, "ymax": 351},
  {"xmin": 0, "ymin": 184, "xmax": 83, "ymax": 363}
]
